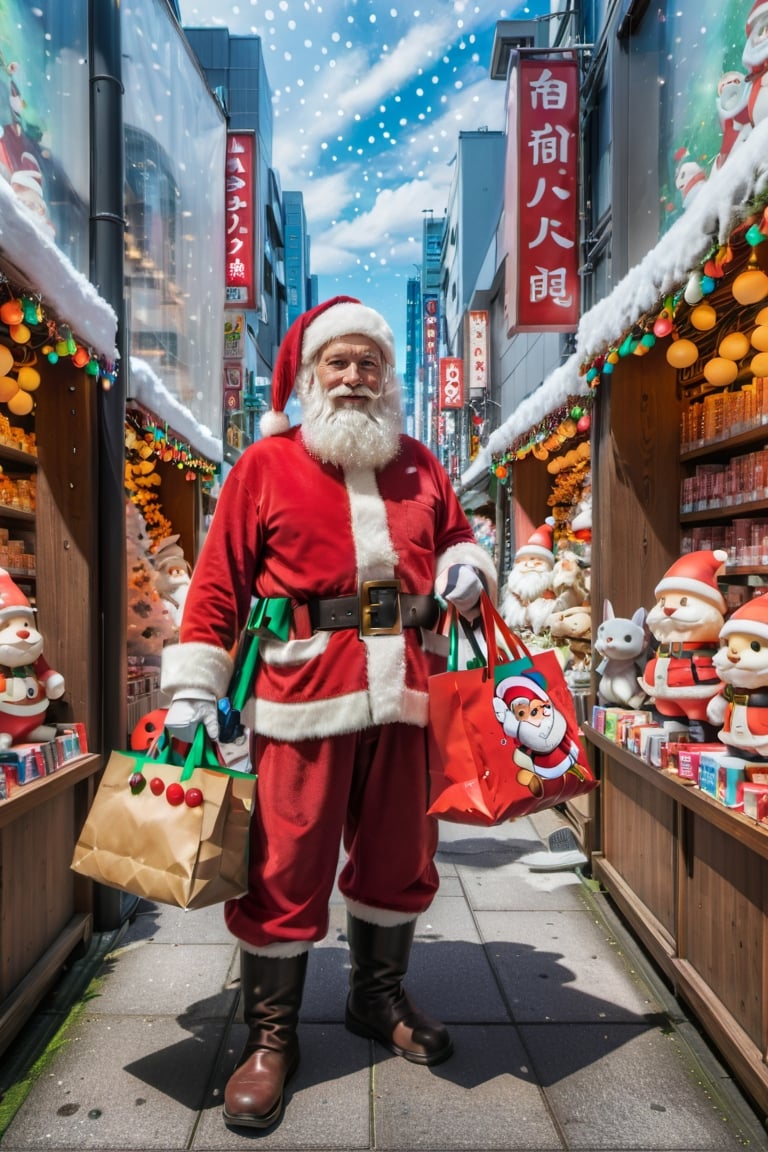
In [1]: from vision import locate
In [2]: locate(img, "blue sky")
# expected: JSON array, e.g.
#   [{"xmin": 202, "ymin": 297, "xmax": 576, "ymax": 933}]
[{"xmin": 178, "ymin": 0, "xmax": 548, "ymax": 367}]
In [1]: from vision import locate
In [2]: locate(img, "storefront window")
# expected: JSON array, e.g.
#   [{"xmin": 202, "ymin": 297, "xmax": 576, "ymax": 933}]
[
  {"xmin": 122, "ymin": 0, "xmax": 226, "ymax": 440},
  {"xmin": 0, "ymin": 0, "xmax": 90, "ymax": 271}
]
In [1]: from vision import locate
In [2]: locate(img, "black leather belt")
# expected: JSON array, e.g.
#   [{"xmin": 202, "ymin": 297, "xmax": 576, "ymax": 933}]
[
  {"xmin": 725, "ymin": 685, "xmax": 768, "ymax": 708},
  {"xmin": 308, "ymin": 580, "xmax": 438, "ymax": 636}
]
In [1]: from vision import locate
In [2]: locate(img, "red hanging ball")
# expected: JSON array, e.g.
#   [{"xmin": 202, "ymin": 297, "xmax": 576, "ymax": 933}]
[{"xmin": 166, "ymin": 782, "xmax": 185, "ymax": 806}]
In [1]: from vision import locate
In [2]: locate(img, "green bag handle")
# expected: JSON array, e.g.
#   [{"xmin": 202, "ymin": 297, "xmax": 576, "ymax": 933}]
[
  {"xmin": 446, "ymin": 603, "xmax": 488, "ymax": 672},
  {"xmin": 152, "ymin": 724, "xmax": 254, "ymax": 781},
  {"xmin": 228, "ymin": 597, "xmax": 292, "ymax": 712}
]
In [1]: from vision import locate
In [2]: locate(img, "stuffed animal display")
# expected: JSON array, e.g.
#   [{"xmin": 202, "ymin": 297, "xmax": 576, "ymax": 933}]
[
  {"xmin": 707, "ymin": 591, "xmax": 768, "ymax": 758},
  {"xmin": 0, "ymin": 567, "xmax": 65, "ymax": 748},
  {"xmin": 594, "ymin": 601, "xmax": 649, "ymax": 709}
]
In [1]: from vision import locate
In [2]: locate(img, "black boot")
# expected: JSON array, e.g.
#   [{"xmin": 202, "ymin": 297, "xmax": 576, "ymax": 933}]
[
  {"xmin": 345, "ymin": 915, "xmax": 453, "ymax": 1066},
  {"xmin": 223, "ymin": 950, "xmax": 308, "ymax": 1130}
]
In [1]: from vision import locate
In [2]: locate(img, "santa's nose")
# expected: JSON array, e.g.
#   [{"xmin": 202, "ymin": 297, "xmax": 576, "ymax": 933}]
[
  {"xmin": 663, "ymin": 607, "xmax": 675, "ymax": 616},
  {"xmin": 16, "ymin": 629, "xmax": 29, "ymax": 639}
]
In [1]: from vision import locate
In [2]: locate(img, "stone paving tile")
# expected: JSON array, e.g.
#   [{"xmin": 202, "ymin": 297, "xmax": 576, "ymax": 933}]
[
  {"xmin": 121, "ymin": 900, "xmax": 234, "ymax": 946},
  {"xmin": 520, "ymin": 1021, "xmax": 768, "ymax": 1150},
  {"xmin": 1, "ymin": 1015, "xmax": 228, "ymax": 1151},
  {"xmin": 477, "ymin": 908, "xmax": 662, "ymax": 1024},
  {"xmin": 193, "ymin": 1022, "xmax": 372, "ymax": 1150},
  {"xmin": 372, "ymin": 1023, "xmax": 560, "ymax": 1150},
  {"xmin": 87, "ymin": 941, "xmax": 237, "ymax": 1019}
]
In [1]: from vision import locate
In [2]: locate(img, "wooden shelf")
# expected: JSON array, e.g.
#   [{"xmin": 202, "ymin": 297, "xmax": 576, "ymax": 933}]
[
  {"xmin": 0, "ymin": 753, "xmax": 102, "ymax": 830},
  {"xmin": 681, "ymin": 420, "xmax": 768, "ymax": 462},
  {"xmin": 681, "ymin": 496, "xmax": 768, "ymax": 522},
  {"xmin": 583, "ymin": 725, "xmax": 768, "ymax": 858}
]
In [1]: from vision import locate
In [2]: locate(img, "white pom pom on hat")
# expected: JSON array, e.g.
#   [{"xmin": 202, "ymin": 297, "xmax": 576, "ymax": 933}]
[{"xmin": 260, "ymin": 295, "xmax": 396, "ymax": 437}]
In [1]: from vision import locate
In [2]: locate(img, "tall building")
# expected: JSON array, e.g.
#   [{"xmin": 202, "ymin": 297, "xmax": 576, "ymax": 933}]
[{"xmin": 283, "ymin": 190, "xmax": 311, "ymax": 327}]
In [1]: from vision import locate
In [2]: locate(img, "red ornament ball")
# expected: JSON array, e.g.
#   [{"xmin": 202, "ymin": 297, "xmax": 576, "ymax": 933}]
[
  {"xmin": 185, "ymin": 787, "xmax": 204, "ymax": 808},
  {"xmin": 166, "ymin": 782, "xmax": 185, "ymax": 806},
  {"xmin": 577, "ymin": 414, "xmax": 591, "ymax": 433},
  {"xmin": 149, "ymin": 776, "xmax": 166, "ymax": 796},
  {"xmin": 130, "ymin": 707, "xmax": 168, "ymax": 751}
]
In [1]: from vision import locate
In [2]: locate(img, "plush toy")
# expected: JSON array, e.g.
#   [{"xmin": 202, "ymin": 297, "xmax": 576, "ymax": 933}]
[
  {"xmin": 548, "ymin": 603, "xmax": 591, "ymax": 690},
  {"xmin": 594, "ymin": 601, "xmax": 649, "ymax": 710},
  {"xmin": 0, "ymin": 568, "xmax": 65, "ymax": 749},
  {"xmin": 638, "ymin": 549, "xmax": 727, "ymax": 727},
  {"xmin": 547, "ymin": 549, "xmax": 589, "ymax": 618},
  {"xmin": 707, "ymin": 591, "xmax": 768, "ymax": 758},
  {"xmin": 500, "ymin": 521, "xmax": 555, "ymax": 638}
]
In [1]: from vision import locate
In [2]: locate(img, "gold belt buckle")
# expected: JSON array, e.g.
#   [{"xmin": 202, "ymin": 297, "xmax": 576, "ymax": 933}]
[{"xmin": 360, "ymin": 579, "xmax": 402, "ymax": 636}]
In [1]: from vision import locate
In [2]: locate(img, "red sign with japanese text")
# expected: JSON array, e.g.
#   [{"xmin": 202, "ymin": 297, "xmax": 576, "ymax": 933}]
[
  {"xmin": 439, "ymin": 357, "xmax": 464, "ymax": 410},
  {"xmin": 504, "ymin": 56, "xmax": 579, "ymax": 334},
  {"xmin": 423, "ymin": 294, "xmax": 439, "ymax": 368},
  {"xmin": 225, "ymin": 133, "xmax": 256, "ymax": 308},
  {"xmin": 467, "ymin": 311, "xmax": 489, "ymax": 392}
]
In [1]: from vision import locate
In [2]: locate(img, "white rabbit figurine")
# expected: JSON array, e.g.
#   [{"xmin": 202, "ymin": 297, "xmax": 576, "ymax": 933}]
[{"xmin": 594, "ymin": 600, "xmax": 649, "ymax": 709}]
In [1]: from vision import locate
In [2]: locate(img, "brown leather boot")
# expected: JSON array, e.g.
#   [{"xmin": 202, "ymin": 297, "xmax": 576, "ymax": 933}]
[
  {"xmin": 223, "ymin": 950, "xmax": 308, "ymax": 1129},
  {"xmin": 344, "ymin": 915, "xmax": 453, "ymax": 1066}
]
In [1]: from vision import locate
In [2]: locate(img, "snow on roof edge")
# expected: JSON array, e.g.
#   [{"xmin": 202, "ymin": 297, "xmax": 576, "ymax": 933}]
[
  {"xmin": 129, "ymin": 356, "xmax": 223, "ymax": 464},
  {"xmin": 0, "ymin": 180, "xmax": 118, "ymax": 361}
]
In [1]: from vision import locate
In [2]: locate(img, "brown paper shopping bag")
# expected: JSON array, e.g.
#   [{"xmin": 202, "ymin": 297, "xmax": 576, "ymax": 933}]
[{"xmin": 71, "ymin": 726, "xmax": 255, "ymax": 910}]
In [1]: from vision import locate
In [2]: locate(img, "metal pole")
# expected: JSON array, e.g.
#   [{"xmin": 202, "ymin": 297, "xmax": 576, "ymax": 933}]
[{"xmin": 90, "ymin": 0, "xmax": 128, "ymax": 930}]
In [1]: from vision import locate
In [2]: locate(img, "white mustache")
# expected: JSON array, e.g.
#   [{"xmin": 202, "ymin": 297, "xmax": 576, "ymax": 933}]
[{"xmin": 328, "ymin": 384, "xmax": 382, "ymax": 401}]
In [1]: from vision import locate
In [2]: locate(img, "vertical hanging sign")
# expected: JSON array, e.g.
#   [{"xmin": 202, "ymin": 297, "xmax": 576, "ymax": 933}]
[
  {"xmin": 423, "ymin": 294, "xmax": 439, "ymax": 370},
  {"xmin": 467, "ymin": 310, "xmax": 489, "ymax": 392},
  {"xmin": 439, "ymin": 357, "xmax": 464, "ymax": 409},
  {"xmin": 504, "ymin": 56, "xmax": 579, "ymax": 334},
  {"xmin": 225, "ymin": 132, "xmax": 256, "ymax": 308}
]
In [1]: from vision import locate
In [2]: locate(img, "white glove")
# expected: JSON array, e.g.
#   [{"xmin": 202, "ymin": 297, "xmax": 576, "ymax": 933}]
[
  {"xmin": 436, "ymin": 564, "xmax": 486, "ymax": 619},
  {"xmin": 164, "ymin": 691, "xmax": 219, "ymax": 741}
]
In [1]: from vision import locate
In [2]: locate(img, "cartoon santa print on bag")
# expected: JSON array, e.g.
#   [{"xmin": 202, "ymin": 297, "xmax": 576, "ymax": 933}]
[
  {"xmin": 638, "ymin": 549, "xmax": 727, "ymax": 724},
  {"xmin": 707, "ymin": 591, "xmax": 768, "ymax": 758},
  {"xmin": 0, "ymin": 568, "xmax": 65, "ymax": 748},
  {"xmin": 492, "ymin": 672, "xmax": 585, "ymax": 797}
]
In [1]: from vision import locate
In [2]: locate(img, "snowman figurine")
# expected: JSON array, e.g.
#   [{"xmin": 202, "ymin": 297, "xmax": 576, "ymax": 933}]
[
  {"xmin": 0, "ymin": 568, "xmax": 65, "ymax": 749},
  {"xmin": 708, "ymin": 591, "xmax": 768, "ymax": 758},
  {"xmin": 638, "ymin": 549, "xmax": 727, "ymax": 733}
]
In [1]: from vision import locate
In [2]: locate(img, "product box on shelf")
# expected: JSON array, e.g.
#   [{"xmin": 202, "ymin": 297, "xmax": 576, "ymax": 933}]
[
  {"xmin": 742, "ymin": 781, "xmax": 768, "ymax": 822},
  {"xmin": 699, "ymin": 748, "xmax": 731, "ymax": 798},
  {"xmin": 745, "ymin": 761, "xmax": 768, "ymax": 785},
  {"xmin": 717, "ymin": 756, "xmax": 747, "ymax": 809},
  {"xmin": 671, "ymin": 743, "xmax": 726, "ymax": 785}
]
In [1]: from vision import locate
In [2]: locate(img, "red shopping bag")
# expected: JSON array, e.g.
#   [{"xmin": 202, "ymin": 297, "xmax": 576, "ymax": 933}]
[{"xmin": 427, "ymin": 593, "xmax": 597, "ymax": 825}]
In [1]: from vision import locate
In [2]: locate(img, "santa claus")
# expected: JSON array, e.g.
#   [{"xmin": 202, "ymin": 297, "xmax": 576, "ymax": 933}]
[
  {"xmin": 500, "ymin": 521, "xmax": 555, "ymax": 637},
  {"xmin": 707, "ymin": 591, "xmax": 768, "ymax": 758},
  {"xmin": 638, "ymin": 549, "xmax": 727, "ymax": 726},
  {"xmin": 0, "ymin": 567, "xmax": 65, "ymax": 748},
  {"xmin": 492, "ymin": 672, "xmax": 584, "ymax": 797},
  {"xmin": 161, "ymin": 296, "xmax": 496, "ymax": 1132}
]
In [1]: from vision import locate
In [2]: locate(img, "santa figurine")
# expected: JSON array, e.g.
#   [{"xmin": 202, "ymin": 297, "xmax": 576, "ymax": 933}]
[
  {"xmin": 707, "ymin": 591, "xmax": 768, "ymax": 758},
  {"xmin": 741, "ymin": 1, "xmax": 768, "ymax": 135},
  {"xmin": 500, "ymin": 521, "xmax": 556, "ymax": 638},
  {"xmin": 0, "ymin": 568, "xmax": 65, "ymax": 749},
  {"xmin": 638, "ymin": 549, "xmax": 727, "ymax": 732},
  {"xmin": 673, "ymin": 147, "xmax": 707, "ymax": 210},
  {"xmin": 151, "ymin": 534, "xmax": 192, "ymax": 631}
]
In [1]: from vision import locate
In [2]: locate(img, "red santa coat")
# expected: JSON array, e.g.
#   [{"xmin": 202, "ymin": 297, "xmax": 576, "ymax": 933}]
[
  {"xmin": 715, "ymin": 687, "xmax": 768, "ymax": 755},
  {"xmin": 639, "ymin": 644, "xmax": 720, "ymax": 721},
  {"xmin": 162, "ymin": 429, "xmax": 496, "ymax": 741}
]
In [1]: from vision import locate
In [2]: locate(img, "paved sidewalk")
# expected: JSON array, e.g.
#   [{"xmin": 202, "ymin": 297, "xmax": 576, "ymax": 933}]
[{"xmin": 2, "ymin": 812, "xmax": 768, "ymax": 1151}]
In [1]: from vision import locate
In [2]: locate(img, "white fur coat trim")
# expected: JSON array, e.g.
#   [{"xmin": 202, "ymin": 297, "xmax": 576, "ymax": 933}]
[
  {"xmin": 345, "ymin": 898, "xmax": 418, "ymax": 926},
  {"xmin": 242, "ymin": 684, "xmax": 429, "ymax": 740},
  {"xmin": 161, "ymin": 641, "xmax": 234, "ymax": 699},
  {"xmin": 436, "ymin": 540, "xmax": 498, "ymax": 600}
]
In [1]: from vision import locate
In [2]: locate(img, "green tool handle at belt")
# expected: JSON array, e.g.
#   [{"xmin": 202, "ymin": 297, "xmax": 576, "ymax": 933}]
[{"xmin": 217, "ymin": 597, "xmax": 292, "ymax": 740}]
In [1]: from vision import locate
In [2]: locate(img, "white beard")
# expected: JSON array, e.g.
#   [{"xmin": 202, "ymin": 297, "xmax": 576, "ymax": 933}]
[
  {"xmin": 507, "ymin": 566, "xmax": 552, "ymax": 605},
  {"xmin": 298, "ymin": 366, "xmax": 402, "ymax": 470}
]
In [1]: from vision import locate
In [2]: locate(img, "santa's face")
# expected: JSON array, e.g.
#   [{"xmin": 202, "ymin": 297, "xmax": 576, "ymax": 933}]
[
  {"xmin": 299, "ymin": 334, "xmax": 402, "ymax": 469},
  {"xmin": 0, "ymin": 610, "xmax": 44, "ymax": 666},
  {"xmin": 506, "ymin": 695, "xmax": 567, "ymax": 754},
  {"xmin": 507, "ymin": 562, "xmax": 552, "ymax": 605},
  {"xmin": 646, "ymin": 590, "xmax": 724, "ymax": 644},
  {"xmin": 743, "ymin": 13, "xmax": 768, "ymax": 73},
  {"xmin": 712, "ymin": 629, "xmax": 768, "ymax": 687}
]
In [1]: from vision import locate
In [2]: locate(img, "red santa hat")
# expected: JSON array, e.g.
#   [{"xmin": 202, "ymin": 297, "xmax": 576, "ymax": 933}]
[
  {"xmin": 720, "ymin": 591, "xmax": 768, "ymax": 642},
  {"xmin": 495, "ymin": 674, "xmax": 549, "ymax": 710},
  {"xmin": 0, "ymin": 567, "xmax": 34, "ymax": 620},
  {"xmin": 514, "ymin": 521, "xmax": 555, "ymax": 567},
  {"xmin": 260, "ymin": 296, "xmax": 397, "ymax": 437},
  {"xmin": 653, "ymin": 548, "xmax": 727, "ymax": 611},
  {"xmin": 747, "ymin": 1, "xmax": 768, "ymax": 34}
]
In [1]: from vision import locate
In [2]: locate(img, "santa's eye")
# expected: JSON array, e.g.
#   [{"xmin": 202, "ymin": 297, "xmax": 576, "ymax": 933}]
[
  {"xmin": 752, "ymin": 640, "xmax": 762, "ymax": 652},
  {"xmin": 679, "ymin": 596, "xmax": 688, "ymax": 606}
]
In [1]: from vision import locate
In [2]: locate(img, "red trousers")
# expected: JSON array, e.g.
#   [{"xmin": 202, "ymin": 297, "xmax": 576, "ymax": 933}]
[{"xmin": 224, "ymin": 723, "xmax": 439, "ymax": 948}]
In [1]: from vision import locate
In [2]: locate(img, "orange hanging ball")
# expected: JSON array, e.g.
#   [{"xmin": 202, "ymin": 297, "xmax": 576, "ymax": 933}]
[
  {"xmin": 0, "ymin": 346, "xmax": 13, "ymax": 376},
  {"xmin": 16, "ymin": 365, "xmax": 40, "ymax": 392},
  {"xmin": 9, "ymin": 323, "xmax": 30, "ymax": 344},
  {"xmin": 0, "ymin": 376, "xmax": 18, "ymax": 403},
  {"xmin": 7, "ymin": 390, "xmax": 33, "ymax": 415},
  {"xmin": 0, "ymin": 300, "xmax": 23, "ymax": 326}
]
